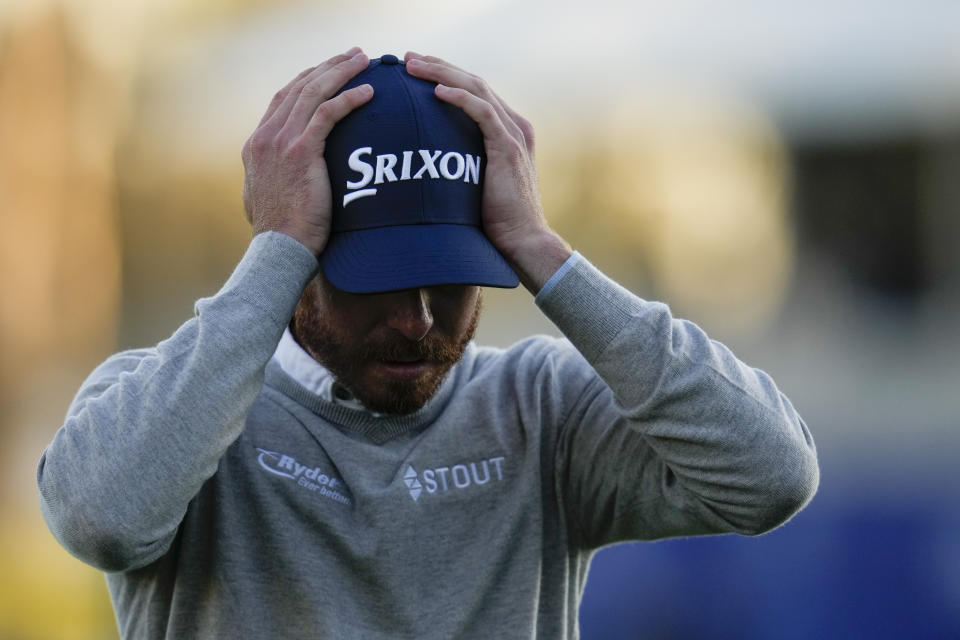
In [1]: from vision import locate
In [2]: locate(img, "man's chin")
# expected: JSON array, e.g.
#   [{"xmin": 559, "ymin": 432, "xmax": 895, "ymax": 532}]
[{"xmin": 349, "ymin": 364, "xmax": 451, "ymax": 416}]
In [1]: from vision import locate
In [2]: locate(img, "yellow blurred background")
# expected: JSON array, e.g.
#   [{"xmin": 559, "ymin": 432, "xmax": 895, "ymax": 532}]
[{"xmin": 3, "ymin": 1, "xmax": 959, "ymax": 638}]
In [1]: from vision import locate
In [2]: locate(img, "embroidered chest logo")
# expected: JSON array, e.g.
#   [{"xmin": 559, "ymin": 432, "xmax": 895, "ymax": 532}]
[
  {"xmin": 256, "ymin": 448, "xmax": 351, "ymax": 506},
  {"xmin": 402, "ymin": 456, "xmax": 506, "ymax": 502}
]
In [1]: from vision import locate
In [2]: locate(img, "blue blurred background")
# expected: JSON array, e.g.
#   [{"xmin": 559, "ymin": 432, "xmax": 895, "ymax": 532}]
[{"xmin": 2, "ymin": 1, "xmax": 958, "ymax": 638}]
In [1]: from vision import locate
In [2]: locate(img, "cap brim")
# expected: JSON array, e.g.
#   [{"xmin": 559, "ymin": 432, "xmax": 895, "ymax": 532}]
[{"xmin": 320, "ymin": 224, "xmax": 520, "ymax": 293}]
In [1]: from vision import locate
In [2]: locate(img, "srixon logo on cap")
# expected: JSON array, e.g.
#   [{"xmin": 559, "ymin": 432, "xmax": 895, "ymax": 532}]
[{"xmin": 343, "ymin": 146, "xmax": 482, "ymax": 207}]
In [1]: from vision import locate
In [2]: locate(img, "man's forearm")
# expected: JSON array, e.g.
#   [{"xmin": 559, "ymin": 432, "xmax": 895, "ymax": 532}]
[
  {"xmin": 536, "ymin": 255, "xmax": 819, "ymax": 543},
  {"xmin": 37, "ymin": 232, "xmax": 317, "ymax": 571}
]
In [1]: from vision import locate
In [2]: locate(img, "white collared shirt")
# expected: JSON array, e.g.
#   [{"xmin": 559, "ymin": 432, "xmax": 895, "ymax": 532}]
[{"xmin": 271, "ymin": 327, "xmax": 383, "ymax": 415}]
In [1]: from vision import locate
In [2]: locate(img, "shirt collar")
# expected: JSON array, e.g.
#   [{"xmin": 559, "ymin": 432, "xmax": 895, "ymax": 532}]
[
  {"xmin": 271, "ymin": 327, "xmax": 385, "ymax": 416},
  {"xmin": 272, "ymin": 326, "xmax": 332, "ymax": 397}
]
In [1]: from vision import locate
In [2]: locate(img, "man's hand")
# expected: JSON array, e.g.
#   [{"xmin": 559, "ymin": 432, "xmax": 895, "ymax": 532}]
[
  {"xmin": 242, "ymin": 48, "xmax": 373, "ymax": 256},
  {"xmin": 404, "ymin": 52, "xmax": 572, "ymax": 294}
]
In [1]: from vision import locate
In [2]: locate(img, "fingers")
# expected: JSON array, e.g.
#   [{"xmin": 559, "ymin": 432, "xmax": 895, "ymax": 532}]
[
  {"xmin": 243, "ymin": 47, "xmax": 371, "ymax": 169},
  {"xmin": 276, "ymin": 51, "xmax": 370, "ymax": 137},
  {"xmin": 404, "ymin": 51, "xmax": 469, "ymax": 75},
  {"xmin": 433, "ymin": 84, "xmax": 521, "ymax": 158},
  {"xmin": 259, "ymin": 47, "xmax": 366, "ymax": 135},
  {"xmin": 256, "ymin": 65, "xmax": 319, "ymax": 127},
  {"xmin": 404, "ymin": 54, "xmax": 531, "ymax": 154},
  {"xmin": 492, "ymin": 92, "xmax": 535, "ymax": 155},
  {"xmin": 302, "ymin": 84, "xmax": 374, "ymax": 146},
  {"xmin": 257, "ymin": 47, "xmax": 361, "ymax": 127}
]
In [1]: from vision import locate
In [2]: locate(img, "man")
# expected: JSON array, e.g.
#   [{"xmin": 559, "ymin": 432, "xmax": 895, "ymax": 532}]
[{"xmin": 37, "ymin": 48, "xmax": 818, "ymax": 639}]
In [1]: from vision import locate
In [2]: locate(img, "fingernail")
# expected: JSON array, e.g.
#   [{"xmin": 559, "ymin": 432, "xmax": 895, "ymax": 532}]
[
  {"xmin": 407, "ymin": 58, "xmax": 422, "ymax": 68},
  {"xmin": 351, "ymin": 52, "xmax": 365, "ymax": 61},
  {"xmin": 345, "ymin": 46, "xmax": 362, "ymax": 56}
]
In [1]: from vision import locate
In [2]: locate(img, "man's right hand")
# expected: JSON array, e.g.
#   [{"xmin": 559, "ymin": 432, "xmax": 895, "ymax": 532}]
[{"xmin": 241, "ymin": 47, "xmax": 373, "ymax": 257}]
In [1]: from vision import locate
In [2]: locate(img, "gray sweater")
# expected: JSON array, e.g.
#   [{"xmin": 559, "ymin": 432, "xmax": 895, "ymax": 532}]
[{"xmin": 37, "ymin": 231, "xmax": 818, "ymax": 639}]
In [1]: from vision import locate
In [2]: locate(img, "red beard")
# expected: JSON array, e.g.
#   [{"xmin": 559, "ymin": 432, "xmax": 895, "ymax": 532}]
[{"xmin": 291, "ymin": 288, "xmax": 481, "ymax": 416}]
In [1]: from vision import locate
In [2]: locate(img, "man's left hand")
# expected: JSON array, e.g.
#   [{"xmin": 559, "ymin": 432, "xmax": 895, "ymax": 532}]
[{"xmin": 404, "ymin": 53, "xmax": 572, "ymax": 293}]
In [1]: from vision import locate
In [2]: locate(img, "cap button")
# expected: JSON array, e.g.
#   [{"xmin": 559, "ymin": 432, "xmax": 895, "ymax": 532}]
[{"xmin": 380, "ymin": 54, "xmax": 399, "ymax": 65}]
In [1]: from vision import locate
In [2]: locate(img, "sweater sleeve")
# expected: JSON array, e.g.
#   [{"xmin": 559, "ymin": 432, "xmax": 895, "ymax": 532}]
[
  {"xmin": 36, "ymin": 232, "xmax": 317, "ymax": 571},
  {"xmin": 534, "ymin": 255, "xmax": 819, "ymax": 548}
]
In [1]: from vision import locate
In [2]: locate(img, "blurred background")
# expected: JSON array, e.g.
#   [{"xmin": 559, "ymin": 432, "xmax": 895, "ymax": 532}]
[{"xmin": 2, "ymin": 0, "xmax": 959, "ymax": 637}]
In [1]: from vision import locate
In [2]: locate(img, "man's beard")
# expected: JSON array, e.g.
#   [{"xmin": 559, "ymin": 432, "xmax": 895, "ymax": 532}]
[{"xmin": 291, "ymin": 289, "xmax": 482, "ymax": 416}]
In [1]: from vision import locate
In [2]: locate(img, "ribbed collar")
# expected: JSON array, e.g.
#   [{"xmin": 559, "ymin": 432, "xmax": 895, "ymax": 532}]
[{"xmin": 266, "ymin": 329, "xmax": 468, "ymax": 444}]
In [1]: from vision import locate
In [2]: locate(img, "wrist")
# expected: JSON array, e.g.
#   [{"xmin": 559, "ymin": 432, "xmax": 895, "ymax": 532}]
[
  {"xmin": 253, "ymin": 222, "xmax": 327, "ymax": 258},
  {"xmin": 495, "ymin": 228, "xmax": 573, "ymax": 295}
]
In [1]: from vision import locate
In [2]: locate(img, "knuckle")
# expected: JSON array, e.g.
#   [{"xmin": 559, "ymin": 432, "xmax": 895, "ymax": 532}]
[
  {"xmin": 517, "ymin": 115, "xmax": 534, "ymax": 135},
  {"xmin": 248, "ymin": 131, "xmax": 272, "ymax": 154},
  {"xmin": 335, "ymin": 55, "xmax": 363, "ymax": 71},
  {"xmin": 299, "ymin": 82, "xmax": 324, "ymax": 100},
  {"xmin": 480, "ymin": 101, "xmax": 498, "ymax": 120},
  {"xmin": 520, "ymin": 126, "xmax": 535, "ymax": 148},
  {"xmin": 313, "ymin": 100, "xmax": 337, "ymax": 121},
  {"xmin": 284, "ymin": 136, "xmax": 311, "ymax": 160},
  {"xmin": 505, "ymin": 138, "xmax": 526, "ymax": 161},
  {"xmin": 341, "ymin": 93, "xmax": 363, "ymax": 110},
  {"xmin": 469, "ymin": 77, "xmax": 487, "ymax": 96},
  {"xmin": 277, "ymin": 130, "xmax": 302, "ymax": 153}
]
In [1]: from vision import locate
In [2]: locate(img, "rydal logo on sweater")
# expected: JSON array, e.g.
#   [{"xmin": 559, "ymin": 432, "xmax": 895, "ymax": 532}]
[
  {"xmin": 403, "ymin": 456, "xmax": 506, "ymax": 502},
  {"xmin": 256, "ymin": 448, "xmax": 351, "ymax": 506}
]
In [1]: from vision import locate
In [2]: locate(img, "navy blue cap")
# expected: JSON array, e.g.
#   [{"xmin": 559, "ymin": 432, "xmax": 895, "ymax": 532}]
[{"xmin": 322, "ymin": 55, "xmax": 519, "ymax": 293}]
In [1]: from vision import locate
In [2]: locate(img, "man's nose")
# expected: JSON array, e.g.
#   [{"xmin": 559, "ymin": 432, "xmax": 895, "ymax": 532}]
[{"xmin": 385, "ymin": 288, "xmax": 434, "ymax": 342}]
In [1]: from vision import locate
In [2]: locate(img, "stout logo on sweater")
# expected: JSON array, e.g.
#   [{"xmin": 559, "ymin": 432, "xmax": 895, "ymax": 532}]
[
  {"xmin": 402, "ymin": 456, "xmax": 506, "ymax": 502},
  {"xmin": 256, "ymin": 448, "xmax": 351, "ymax": 506}
]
